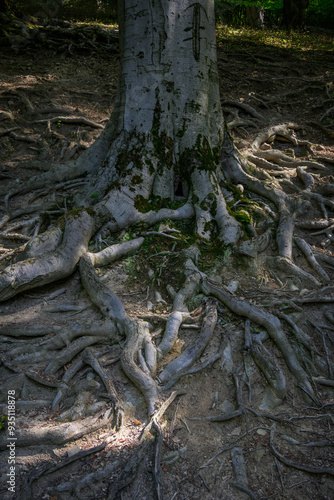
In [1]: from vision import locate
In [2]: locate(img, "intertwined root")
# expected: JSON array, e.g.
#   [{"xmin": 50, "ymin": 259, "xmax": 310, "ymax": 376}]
[
  {"xmin": 1, "ymin": 122, "xmax": 332, "ymax": 414},
  {"xmin": 1, "ymin": 121, "xmax": 334, "ymax": 499}
]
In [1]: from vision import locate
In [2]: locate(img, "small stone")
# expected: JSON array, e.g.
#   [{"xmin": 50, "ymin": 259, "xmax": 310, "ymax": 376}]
[
  {"xmin": 288, "ymin": 283, "xmax": 299, "ymax": 291},
  {"xmin": 230, "ymin": 426, "xmax": 241, "ymax": 436},
  {"xmin": 158, "ymin": 223, "xmax": 170, "ymax": 232},
  {"xmin": 148, "ymin": 268, "xmax": 154, "ymax": 278},
  {"xmin": 155, "ymin": 291, "xmax": 166, "ymax": 304},
  {"xmin": 221, "ymin": 341, "xmax": 233, "ymax": 373},
  {"xmin": 218, "ymin": 400, "xmax": 236, "ymax": 414},
  {"xmin": 254, "ymin": 448, "xmax": 265, "ymax": 462},
  {"xmin": 67, "ymin": 445, "xmax": 81, "ymax": 457},
  {"xmin": 256, "ymin": 429, "xmax": 267, "ymax": 436},
  {"xmin": 147, "ymin": 300, "xmax": 153, "ymax": 311},
  {"xmin": 226, "ymin": 280, "xmax": 239, "ymax": 293}
]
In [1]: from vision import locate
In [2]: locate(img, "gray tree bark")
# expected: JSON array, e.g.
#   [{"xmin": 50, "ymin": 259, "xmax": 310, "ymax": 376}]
[{"xmin": 80, "ymin": 0, "xmax": 240, "ymax": 244}]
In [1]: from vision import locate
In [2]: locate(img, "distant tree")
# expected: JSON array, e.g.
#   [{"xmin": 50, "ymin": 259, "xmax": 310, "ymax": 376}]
[
  {"xmin": 0, "ymin": 0, "xmax": 6, "ymax": 14},
  {"xmin": 245, "ymin": 4, "xmax": 264, "ymax": 28},
  {"xmin": 282, "ymin": 0, "xmax": 309, "ymax": 28},
  {"xmin": 0, "ymin": 0, "xmax": 14, "ymax": 15}
]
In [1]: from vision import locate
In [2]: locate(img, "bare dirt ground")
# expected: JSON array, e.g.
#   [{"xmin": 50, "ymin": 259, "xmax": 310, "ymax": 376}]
[{"xmin": 0, "ymin": 23, "xmax": 334, "ymax": 500}]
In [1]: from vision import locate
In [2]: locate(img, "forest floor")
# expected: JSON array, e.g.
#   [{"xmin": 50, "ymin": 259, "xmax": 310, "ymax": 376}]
[{"xmin": 0, "ymin": 23, "xmax": 334, "ymax": 500}]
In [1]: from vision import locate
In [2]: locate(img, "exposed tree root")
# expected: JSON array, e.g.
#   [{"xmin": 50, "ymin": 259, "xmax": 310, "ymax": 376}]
[
  {"xmin": 1, "ymin": 64, "xmax": 333, "ymax": 500},
  {"xmin": 21, "ymin": 442, "xmax": 107, "ymax": 500},
  {"xmin": 201, "ymin": 278, "xmax": 315, "ymax": 400},
  {"xmin": 0, "ymin": 407, "xmax": 113, "ymax": 449},
  {"xmin": 269, "ymin": 426, "xmax": 334, "ymax": 477},
  {"xmin": 160, "ymin": 300, "xmax": 217, "ymax": 390}
]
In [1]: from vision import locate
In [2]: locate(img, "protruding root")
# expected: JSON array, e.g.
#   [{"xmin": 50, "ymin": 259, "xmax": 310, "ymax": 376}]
[
  {"xmin": 269, "ymin": 426, "xmax": 334, "ymax": 477},
  {"xmin": 0, "ymin": 208, "xmax": 95, "ymax": 301},
  {"xmin": 87, "ymin": 236, "xmax": 145, "ymax": 267},
  {"xmin": 22, "ymin": 442, "xmax": 108, "ymax": 500},
  {"xmin": 152, "ymin": 418, "xmax": 164, "ymax": 500},
  {"xmin": 121, "ymin": 318, "xmax": 159, "ymax": 415},
  {"xmin": 267, "ymin": 256, "xmax": 321, "ymax": 287},
  {"xmin": 0, "ymin": 407, "xmax": 113, "ymax": 449},
  {"xmin": 157, "ymin": 271, "xmax": 201, "ymax": 360},
  {"xmin": 294, "ymin": 236, "xmax": 330, "ymax": 281},
  {"xmin": 238, "ymin": 228, "xmax": 272, "ymax": 258},
  {"xmin": 44, "ymin": 334, "xmax": 107, "ymax": 375},
  {"xmin": 231, "ymin": 446, "xmax": 249, "ymax": 489},
  {"xmin": 107, "ymin": 440, "xmax": 153, "ymax": 500},
  {"xmin": 201, "ymin": 278, "xmax": 315, "ymax": 400},
  {"xmin": 83, "ymin": 348, "xmax": 120, "ymax": 407},
  {"xmin": 159, "ymin": 300, "xmax": 217, "ymax": 389},
  {"xmin": 79, "ymin": 242, "xmax": 159, "ymax": 416},
  {"xmin": 47, "ymin": 461, "xmax": 120, "ymax": 498},
  {"xmin": 250, "ymin": 336, "xmax": 286, "ymax": 410},
  {"xmin": 191, "ymin": 168, "xmax": 241, "ymax": 244}
]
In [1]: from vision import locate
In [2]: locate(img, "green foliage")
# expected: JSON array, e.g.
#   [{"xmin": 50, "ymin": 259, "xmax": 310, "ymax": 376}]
[
  {"xmin": 9, "ymin": 0, "xmax": 118, "ymax": 22},
  {"xmin": 215, "ymin": 0, "xmax": 283, "ymax": 26},
  {"xmin": 306, "ymin": 0, "xmax": 334, "ymax": 29},
  {"xmin": 215, "ymin": 0, "xmax": 334, "ymax": 28},
  {"xmin": 6, "ymin": 0, "xmax": 333, "ymax": 28},
  {"xmin": 216, "ymin": 24, "xmax": 333, "ymax": 52},
  {"xmin": 61, "ymin": 0, "xmax": 118, "ymax": 22},
  {"xmin": 0, "ymin": 415, "xmax": 7, "ymax": 431}
]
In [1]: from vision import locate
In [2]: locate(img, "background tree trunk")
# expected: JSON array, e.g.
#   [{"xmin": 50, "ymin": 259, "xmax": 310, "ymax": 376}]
[
  {"xmin": 245, "ymin": 5, "xmax": 264, "ymax": 28},
  {"xmin": 282, "ymin": 0, "xmax": 309, "ymax": 29}
]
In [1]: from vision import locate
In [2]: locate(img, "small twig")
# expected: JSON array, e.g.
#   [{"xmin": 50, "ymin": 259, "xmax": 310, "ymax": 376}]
[
  {"xmin": 141, "ymin": 231, "xmax": 180, "ymax": 240},
  {"xmin": 275, "ymin": 457, "xmax": 285, "ymax": 490},
  {"xmin": 269, "ymin": 427, "xmax": 334, "ymax": 476},
  {"xmin": 199, "ymin": 426, "xmax": 271, "ymax": 468},
  {"xmin": 198, "ymin": 473, "xmax": 210, "ymax": 491},
  {"xmin": 33, "ymin": 116, "xmax": 104, "ymax": 129},
  {"xmin": 152, "ymin": 419, "xmax": 164, "ymax": 500},
  {"xmin": 310, "ymin": 321, "xmax": 333, "ymax": 378},
  {"xmin": 21, "ymin": 442, "xmax": 106, "ymax": 500},
  {"xmin": 140, "ymin": 390, "xmax": 186, "ymax": 443},
  {"xmin": 180, "ymin": 417, "xmax": 191, "ymax": 434},
  {"xmin": 230, "ymin": 481, "xmax": 258, "ymax": 500},
  {"xmin": 312, "ymin": 377, "xmax": 334, "ymax": 387},
  {"xmin": 0, "ymin": 126, "xmax": 20, "ymax": 137},
  {"xmin": 170, "ymin": 399, "xmax": 180, "ymax": 437},
  {"xmin": 148, "ymin": 251, "xmax": 178, "ymax": 259}
]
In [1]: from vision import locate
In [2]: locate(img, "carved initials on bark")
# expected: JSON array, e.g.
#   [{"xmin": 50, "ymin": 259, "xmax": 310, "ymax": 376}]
[{"xmin": 184, "ymin": 2, "xmax": 208, "ymax": 62}]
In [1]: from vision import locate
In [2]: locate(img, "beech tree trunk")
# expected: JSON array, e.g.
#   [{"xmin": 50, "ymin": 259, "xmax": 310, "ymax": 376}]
[
  {"xmin": 0, "ymin": 0, "xmax": 241, "ymax": 302},
  {"xmin": 80, "ymin": 0, "xmax": 240, "ymax": 244}
]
